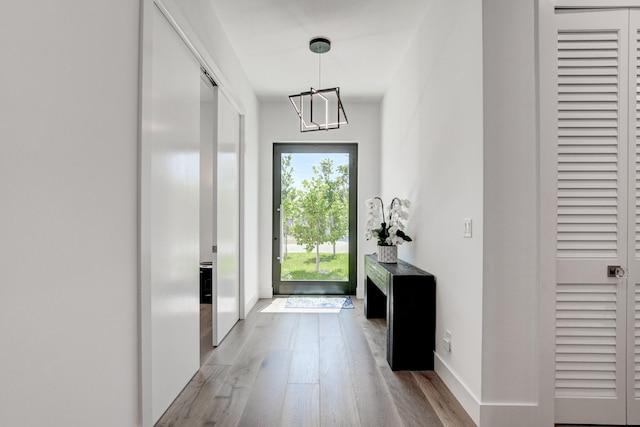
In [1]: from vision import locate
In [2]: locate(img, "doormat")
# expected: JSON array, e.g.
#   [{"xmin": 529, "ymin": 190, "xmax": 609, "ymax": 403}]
[
  {"xmin": 259, "ymin": 296, "xmax": 354, "ymax": 313},
  {"xmin": 285, "ymin": 296, "xmax": 354, "ymax": 309}
]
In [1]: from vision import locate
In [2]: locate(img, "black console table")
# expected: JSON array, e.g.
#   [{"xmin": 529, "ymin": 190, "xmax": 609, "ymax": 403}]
[{"xmin": 364, "ymin": 254, "xmax": 435, "ymax": 371}]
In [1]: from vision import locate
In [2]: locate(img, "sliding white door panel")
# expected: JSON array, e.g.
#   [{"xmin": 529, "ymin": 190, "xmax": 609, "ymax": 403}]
[
  {"xmin": 215, "ymin": 92, "xmax": 240, "ymax": 345},
  {"xmin": 200, "ymin": 79, "xmax": 216, "ymax": 265},
  {"xmin": 150, "ymin": 6, "xmax": 200, "ymax": 423}
]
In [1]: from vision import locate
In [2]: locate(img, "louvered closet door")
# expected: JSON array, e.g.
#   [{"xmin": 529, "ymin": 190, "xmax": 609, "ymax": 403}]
[
  {"xmin": 627, "ymin": 10, "xmax": 640, "ymax": 425},
  {"xmin": 555, "ymin": 9, "xmax": 630, "ymax": 425}
]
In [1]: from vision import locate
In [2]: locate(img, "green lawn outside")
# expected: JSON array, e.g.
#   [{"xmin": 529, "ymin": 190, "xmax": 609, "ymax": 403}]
[{"xmin": 281, "ymin": 252, "xmax": 348, "ymax": 281}]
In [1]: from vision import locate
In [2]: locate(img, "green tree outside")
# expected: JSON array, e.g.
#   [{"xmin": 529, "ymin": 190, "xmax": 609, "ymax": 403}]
[
  {"xmin": 316, "ymin": 159, "xmax": 348, "ymax": 256},
  {"xmin": 291, "ymin": 172, "xmax": 330, "ymax": 273},
  {"xmin": 280, "ymin": 154, "xmax": 296, "ymax": 259},
  {"xmin": 283, "ymin": 155, "xmax": 349, "ymax": 277}
]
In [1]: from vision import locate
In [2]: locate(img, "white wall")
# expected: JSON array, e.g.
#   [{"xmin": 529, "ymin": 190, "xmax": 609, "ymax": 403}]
[
  {"xmin": 0, "ymin": 2, "xmax": 139, "ymax": 426},
  {"xmin": 480, "ymin": 1, "xmax": 539, "ymax": 426},
  {"xmin": 167, "ymin": 0, "xmax": 261, "ymax": 315},
  {"xmin": 258, "ymin": 98, "xmax": 381, "ymax": 298},
  {"xmin": 380, "ymin": 1, "xmax": 542, "ymax": 425},
  {"xmin": 380, "ymin": 0, "xmax": 484, "ymax": 422}
]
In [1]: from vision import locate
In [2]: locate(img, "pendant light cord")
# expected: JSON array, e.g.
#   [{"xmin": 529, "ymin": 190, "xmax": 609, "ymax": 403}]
[{"xmin": 318, "ymin": 53, "xmax": 322, "ymax": 89}]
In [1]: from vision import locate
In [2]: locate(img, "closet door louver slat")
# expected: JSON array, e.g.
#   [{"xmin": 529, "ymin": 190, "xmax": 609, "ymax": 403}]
[
  {"xmin": 557, "ymin": 30, "xmax": 620, "ymax": 259},
  {"xmin": 555, "ymin": 283, "xmax": 618, "ymax": 398}
]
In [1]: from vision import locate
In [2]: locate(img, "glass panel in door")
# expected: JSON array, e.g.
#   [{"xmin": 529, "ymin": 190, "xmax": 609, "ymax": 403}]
[{"xmin": 272, "ymin": 143, "xmax": 357, "ymax": 295}]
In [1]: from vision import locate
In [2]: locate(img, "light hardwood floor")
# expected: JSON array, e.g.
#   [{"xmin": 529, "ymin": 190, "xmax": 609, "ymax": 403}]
[
  {"xmin": 167, "ymin": 299, "xmax": 633, "ymax": 426},
  {"xmin": 169, "ymin": 298, "xmax": 632, "ymax": 427},
  {"xmin": 157, "ymin": 298, "xmax": 475, "ymax": 426},
  {"xmin": 200, "ymin": 304, "xmax": 214, "ymax": 365}
]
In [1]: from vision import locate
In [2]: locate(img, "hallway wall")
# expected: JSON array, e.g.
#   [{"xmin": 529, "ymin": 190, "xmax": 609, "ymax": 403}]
[
  {"xmin": 380, "ymin": 0, "xmax": 484, "ymax": 422},
  {"xmin": 258, "ymin": 98, "xmax": 382, "ymax": 299},
  {"xmin": 381, "ymin": 1, "xmax": 541, "ymax": 425},
  {"xmin": 480, "ymin": 1, "xmax": 539, "ymax": 425},
  {"xmin": 0, "ymin": 2, "xmax": 140, "ymax": 426}
]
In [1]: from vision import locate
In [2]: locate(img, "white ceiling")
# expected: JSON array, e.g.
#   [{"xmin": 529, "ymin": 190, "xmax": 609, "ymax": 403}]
[{"xmin": 209, "ymin": 0, "xmax": 431, "ymax": 100}]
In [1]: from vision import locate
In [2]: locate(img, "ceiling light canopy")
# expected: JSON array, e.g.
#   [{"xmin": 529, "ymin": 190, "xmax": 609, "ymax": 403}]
[
  {"xmin": 289, "ymin": 37, "xmax": 348, "ymax": 132},
  {"xmin": 309, "ymin": 37, "xmax": 331, "ymax": 54}
]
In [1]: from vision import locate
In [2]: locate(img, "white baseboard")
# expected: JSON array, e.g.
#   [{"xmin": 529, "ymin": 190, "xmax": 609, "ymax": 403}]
[
  {"xmin": 434, "ymin": 353, "xmax": 481, "ymax": 425},
  {"xmin": 356, "ymin": 284, "xmax": 364, "ymax": 299},
  {"xmin": 435, "ymin": 353, "xmax": 542, "ymax": 427},
  {"xmin": 259, "ymin": 286, "xmax": 273, "ymax": 299},
  {"xmin": 479, "ymin": 403, "xmax": 540, "ymax": 427},
  {"xmin": 243, "ymin": 294, "xmax": 259, "ymax": 319}
]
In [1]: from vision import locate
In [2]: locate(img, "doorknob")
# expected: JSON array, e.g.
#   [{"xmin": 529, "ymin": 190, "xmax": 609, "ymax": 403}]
[{"xmin": 607, "ymin": 265, "xmax": 626, "ymax": 278}]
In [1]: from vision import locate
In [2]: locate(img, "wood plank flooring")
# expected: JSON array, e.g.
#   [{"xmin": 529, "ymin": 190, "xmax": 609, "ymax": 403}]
[
  {"xmin": 156, "ymin": 298, "xmax": 476, "ymax": 427},
  {"xmin": 170, "ymin": 300, "xmax": 631, "ymax": 427},
  {"xmin": 200, "ymin": 304, "xmax": 214, "ymax": 365}
]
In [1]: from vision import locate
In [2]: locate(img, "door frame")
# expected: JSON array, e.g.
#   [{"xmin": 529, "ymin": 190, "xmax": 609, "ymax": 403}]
[{"xmin": 272, "ymin": 142, "xmax": 358, "ymax": 295}]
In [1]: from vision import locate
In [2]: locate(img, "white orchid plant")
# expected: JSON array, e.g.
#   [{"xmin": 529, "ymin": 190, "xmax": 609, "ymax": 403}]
[{"xmin": 365, "ymin": 197, "xmax": 413, "ymax": 246}]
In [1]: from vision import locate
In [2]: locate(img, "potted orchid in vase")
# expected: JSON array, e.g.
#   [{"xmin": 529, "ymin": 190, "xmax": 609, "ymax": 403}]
[{"xmin": 365, "ymin": 197, "xmax": 412, "ymax": 263}]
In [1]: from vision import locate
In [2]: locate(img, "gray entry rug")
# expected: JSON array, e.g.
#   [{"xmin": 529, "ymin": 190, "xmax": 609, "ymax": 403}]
[{"xmin": 284, "ymin": 296, "xmax": 354, "ymax": 309}]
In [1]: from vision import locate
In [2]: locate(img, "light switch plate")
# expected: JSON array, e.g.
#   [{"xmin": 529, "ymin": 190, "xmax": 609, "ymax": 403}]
[
  {"xmin": 463, "ymin": 218, "xmax": 472, "ymax": 238},
  {"xmin": 443, "ymin": 330, "xmax": 452, "ymax": 352}
]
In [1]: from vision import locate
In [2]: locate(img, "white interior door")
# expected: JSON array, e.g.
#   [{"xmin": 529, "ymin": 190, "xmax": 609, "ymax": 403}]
[
  {"xmin": 149, "ymin": 5, "xmax": 201, "ymax": 423},
  {"xmin": 627, "ymin": 10, "xmax": 640, "ymax": 424},
  {"xmin": 199, "ymin": 75, "xmax": 217, "ymax": 364},
  {"xmin": 554, "ymin": 9, "xmax": 629, "ymax": 425},
  {"xmin": 200, "ymin": 78, "xmax": 216, "ymax": 265},
  {"xmin": 214, "ymin": 91, "xmax": 240, "ymax": 345}
]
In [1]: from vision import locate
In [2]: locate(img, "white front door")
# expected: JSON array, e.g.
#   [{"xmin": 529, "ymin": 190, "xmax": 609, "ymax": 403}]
[{"xmin": 554, "ymin": 8, "xmax": 638, "ymax": 425}]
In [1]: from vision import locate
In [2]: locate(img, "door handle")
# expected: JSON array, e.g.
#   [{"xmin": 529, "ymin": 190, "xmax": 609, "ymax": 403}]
[
  {"xmin": 607, "ymin": 265, "xmax": 626, "ymax": 278},
  {"xmin": 278, "ymin": 204, "xmax": 284, "ymax": 264}
]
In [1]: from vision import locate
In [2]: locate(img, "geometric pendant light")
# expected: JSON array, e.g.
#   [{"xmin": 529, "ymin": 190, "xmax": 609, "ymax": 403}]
[{"xmin": 288, "ymin": 37, "xmax": 348, "ymax": 132}]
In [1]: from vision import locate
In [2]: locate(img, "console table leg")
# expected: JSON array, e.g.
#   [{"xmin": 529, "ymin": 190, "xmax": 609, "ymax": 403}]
[{"xmin": 364, "ymin": 277, "xmax": 386, "ymax": 319}]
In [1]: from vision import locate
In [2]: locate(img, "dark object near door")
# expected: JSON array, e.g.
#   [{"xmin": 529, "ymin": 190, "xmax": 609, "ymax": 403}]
[
  {"xmin": 364, "ymin": 254, "xmax": 435, "ymax": 371},
  {"xmin": 200, "ymin": 262, "xmax": 212, "ymax": 304}
]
